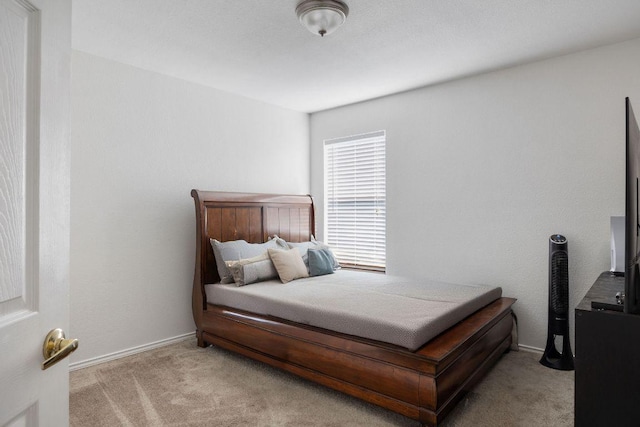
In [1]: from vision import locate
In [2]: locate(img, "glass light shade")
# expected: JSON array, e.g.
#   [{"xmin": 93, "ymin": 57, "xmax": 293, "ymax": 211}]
[{"xmin": 296, "ymin": 0, "xmax": 349, "ymax": 37}]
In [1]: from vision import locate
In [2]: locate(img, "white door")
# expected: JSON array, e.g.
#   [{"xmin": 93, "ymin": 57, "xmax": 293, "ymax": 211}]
[{"xmin": 0, "ymin": 0, "xmax": 71, "ymax": 425}]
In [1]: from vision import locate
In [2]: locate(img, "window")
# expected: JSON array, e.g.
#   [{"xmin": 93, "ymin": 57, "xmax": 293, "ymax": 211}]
[{"xmin": 324, "ymin": 130, "xmax": 386, "ymax": 270}]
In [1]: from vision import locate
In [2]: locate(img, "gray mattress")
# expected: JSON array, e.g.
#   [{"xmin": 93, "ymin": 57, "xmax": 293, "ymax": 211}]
[{"xmin": 205, "ymin": 270, "xmax": 502, "ymax": 351}]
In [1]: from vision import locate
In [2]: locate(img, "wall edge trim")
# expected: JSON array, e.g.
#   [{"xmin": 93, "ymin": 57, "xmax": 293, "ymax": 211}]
[{"xmin": 69, "ymin": 331, "xmax": 195, "ymax": 371}]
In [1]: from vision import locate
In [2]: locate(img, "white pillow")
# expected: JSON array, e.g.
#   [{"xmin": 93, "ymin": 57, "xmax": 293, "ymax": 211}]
[
  {"xmin": 210, "ymin": 238, "xmax": 286, "ymax": 283},
  {"xmin": 226, "ymin": 253, "xmax": 278, "ymax": 286},
  {"xmin": 267, "ymin": 248, "xmax": 309, "ymax": 283}
]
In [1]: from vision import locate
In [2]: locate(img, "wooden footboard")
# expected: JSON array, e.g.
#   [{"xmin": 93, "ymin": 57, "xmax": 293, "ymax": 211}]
[
  {"xmin": 197, "ymin": 297, "xmax": 515, "ymax": 426},
  {"xmin": 190, "ymin": 189, "xmax": 516, "ymax": 426}
]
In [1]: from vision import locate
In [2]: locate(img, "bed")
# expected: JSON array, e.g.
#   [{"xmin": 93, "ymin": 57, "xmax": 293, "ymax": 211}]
[{"xmin": 191, "ymin": 189, "xmax": 516, "ymax": 426}]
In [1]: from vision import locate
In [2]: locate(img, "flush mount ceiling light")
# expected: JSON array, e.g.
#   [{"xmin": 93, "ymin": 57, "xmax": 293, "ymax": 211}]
[{"xmin": 296, "ymin": 0, "xmax": 349, "ymax": 37}]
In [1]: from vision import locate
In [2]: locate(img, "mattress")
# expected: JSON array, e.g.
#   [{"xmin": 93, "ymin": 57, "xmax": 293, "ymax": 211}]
[{"xmin": 205, "ymin": 270, "xmax": 502, "ymax": 351}]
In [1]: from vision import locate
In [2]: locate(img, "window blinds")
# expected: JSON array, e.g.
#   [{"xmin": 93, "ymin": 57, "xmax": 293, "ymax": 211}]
[{"xmin": 324, "ymin": 130, "xmax": 386, "ymax": 269}]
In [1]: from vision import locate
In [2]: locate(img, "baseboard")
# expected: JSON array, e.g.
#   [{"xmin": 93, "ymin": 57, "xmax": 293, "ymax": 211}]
[
  {"xmin": 517, "ymin": 344, "xmax": 544, "ymax": 353},
  {"xmin": 69, "ymin": 332, "xmax": 195, "ymax": 371},
  {"xmin": 68, "ymin": 332, "xmax": 543, "ymax": 371}
]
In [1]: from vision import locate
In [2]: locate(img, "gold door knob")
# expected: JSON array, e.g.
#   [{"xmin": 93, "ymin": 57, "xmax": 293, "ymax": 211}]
[{"xmin": 41, "ymin": 328, "xmax": 78, "ymax": 370}]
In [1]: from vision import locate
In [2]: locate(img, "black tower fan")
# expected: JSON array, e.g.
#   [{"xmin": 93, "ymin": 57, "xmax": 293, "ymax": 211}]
[{"xmin": 540, "ymin": 234, "xmax": 574, "ymax": 370}]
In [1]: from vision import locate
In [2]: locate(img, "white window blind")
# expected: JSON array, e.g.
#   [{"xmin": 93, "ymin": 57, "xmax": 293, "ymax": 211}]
[{"xmin": 324, "ymin": 130, "xmax": 386, "ymax": 269}]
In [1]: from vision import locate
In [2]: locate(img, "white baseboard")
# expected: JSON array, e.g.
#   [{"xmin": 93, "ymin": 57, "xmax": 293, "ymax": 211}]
[
  {"xmin": 517, "ymin": 344, "xmax": 544, "ymax": 353},
  {"xmin": 68, "ymin": 331, "xmax": 543, "ymax": 371},
  {"xmin": 69, "ymin": 332, "xmax": 195, "ymax": 371}
]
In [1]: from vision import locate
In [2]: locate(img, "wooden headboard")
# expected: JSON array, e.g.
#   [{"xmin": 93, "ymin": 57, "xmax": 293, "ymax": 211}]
[{"xmin": 190, "ymin": 190, "xmax": 315, "ymax": 309}]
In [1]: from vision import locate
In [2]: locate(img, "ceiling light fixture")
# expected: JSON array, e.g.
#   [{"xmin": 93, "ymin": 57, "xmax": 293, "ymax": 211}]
[{"xmin": 296, "ymin": 0, "xmax": 349, "ymax": 37}]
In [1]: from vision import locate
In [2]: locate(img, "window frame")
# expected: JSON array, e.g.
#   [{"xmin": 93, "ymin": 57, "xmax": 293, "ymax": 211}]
[{"xmin": 323, "ymin": 130, "xmax": 386, "ymax": 272}]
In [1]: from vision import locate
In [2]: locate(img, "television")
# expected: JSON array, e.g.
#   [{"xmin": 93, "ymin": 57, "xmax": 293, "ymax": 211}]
[{"xmin": 625, "ymin": 97, "xmax": 640, "ymax": 314}]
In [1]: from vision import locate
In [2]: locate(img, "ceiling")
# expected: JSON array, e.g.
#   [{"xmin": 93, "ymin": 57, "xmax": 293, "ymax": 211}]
[{"xmin": 72, "ymin": 0, "xmax": 640, "ymax": 113}]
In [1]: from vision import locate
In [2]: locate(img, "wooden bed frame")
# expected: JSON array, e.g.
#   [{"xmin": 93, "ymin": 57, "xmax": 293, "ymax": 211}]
[{"xmin": 191, "ymin": 189, "xmax": 516, "ymax": 426}]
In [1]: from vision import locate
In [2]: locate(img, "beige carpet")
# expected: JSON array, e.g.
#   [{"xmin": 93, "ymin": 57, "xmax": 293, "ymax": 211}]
[{"xmin": 70, "ymin": 339, "xmax": 574, "ymax": 426}]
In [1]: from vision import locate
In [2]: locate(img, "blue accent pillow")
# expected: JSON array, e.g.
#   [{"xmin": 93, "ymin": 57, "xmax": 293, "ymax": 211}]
[{"xmin": 308, "ymin": 248, "xmax": 335, "ymax": 277}]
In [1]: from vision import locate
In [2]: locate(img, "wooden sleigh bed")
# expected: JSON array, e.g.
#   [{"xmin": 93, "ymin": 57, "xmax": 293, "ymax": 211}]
[{"xmin": 191, "ymin": 189, "xmax": 516, "ymax": 426}]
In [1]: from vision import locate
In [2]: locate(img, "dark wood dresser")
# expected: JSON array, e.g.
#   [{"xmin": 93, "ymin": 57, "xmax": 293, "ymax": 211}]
[{"xmin": 575, "ymin": 272, "xmax": 640, "ymax": 426}]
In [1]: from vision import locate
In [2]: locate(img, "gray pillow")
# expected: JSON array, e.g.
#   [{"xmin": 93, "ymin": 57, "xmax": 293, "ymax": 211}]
[
  {"xmin": 210, "ymin": 239, "xmax": 285, "ymax": 283},
  {"xmin": 226, "ymin": 254, "xmax": 278, "ymax": 286},
  {"xmin": 286, "ymin": 240, "xmax": 317, "ymax": 257},
  {"xmin": 308, "ymin": 248, "xmax": 335, "ymax": 277},
  {"xmin": 287, "ymin": 240, "xmax": 340, "ymax": 270},
  {"xmin": 271, "ymin": 235, "xmax": 288, "ymax": 248}
]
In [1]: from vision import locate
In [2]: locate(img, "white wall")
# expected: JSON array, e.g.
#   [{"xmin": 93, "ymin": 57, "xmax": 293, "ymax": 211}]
[
  {"xmin": 311, "ymin": 38, "xmax": 640, "ymax": 350},
  {"xmin": 70, "ymin": 51, "xmax": 309, "ymax": 364}
]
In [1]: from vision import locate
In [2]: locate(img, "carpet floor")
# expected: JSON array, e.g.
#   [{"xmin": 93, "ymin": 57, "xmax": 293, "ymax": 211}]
[{"xmin": 70, "ymin": 339, "xmax": 574, "ymax": 426}]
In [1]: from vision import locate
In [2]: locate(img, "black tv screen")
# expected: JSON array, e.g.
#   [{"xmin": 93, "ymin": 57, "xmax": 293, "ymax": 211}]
[{"xmin": 625, "ymin": 97, "xmax": 640, "ymax": 314}]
